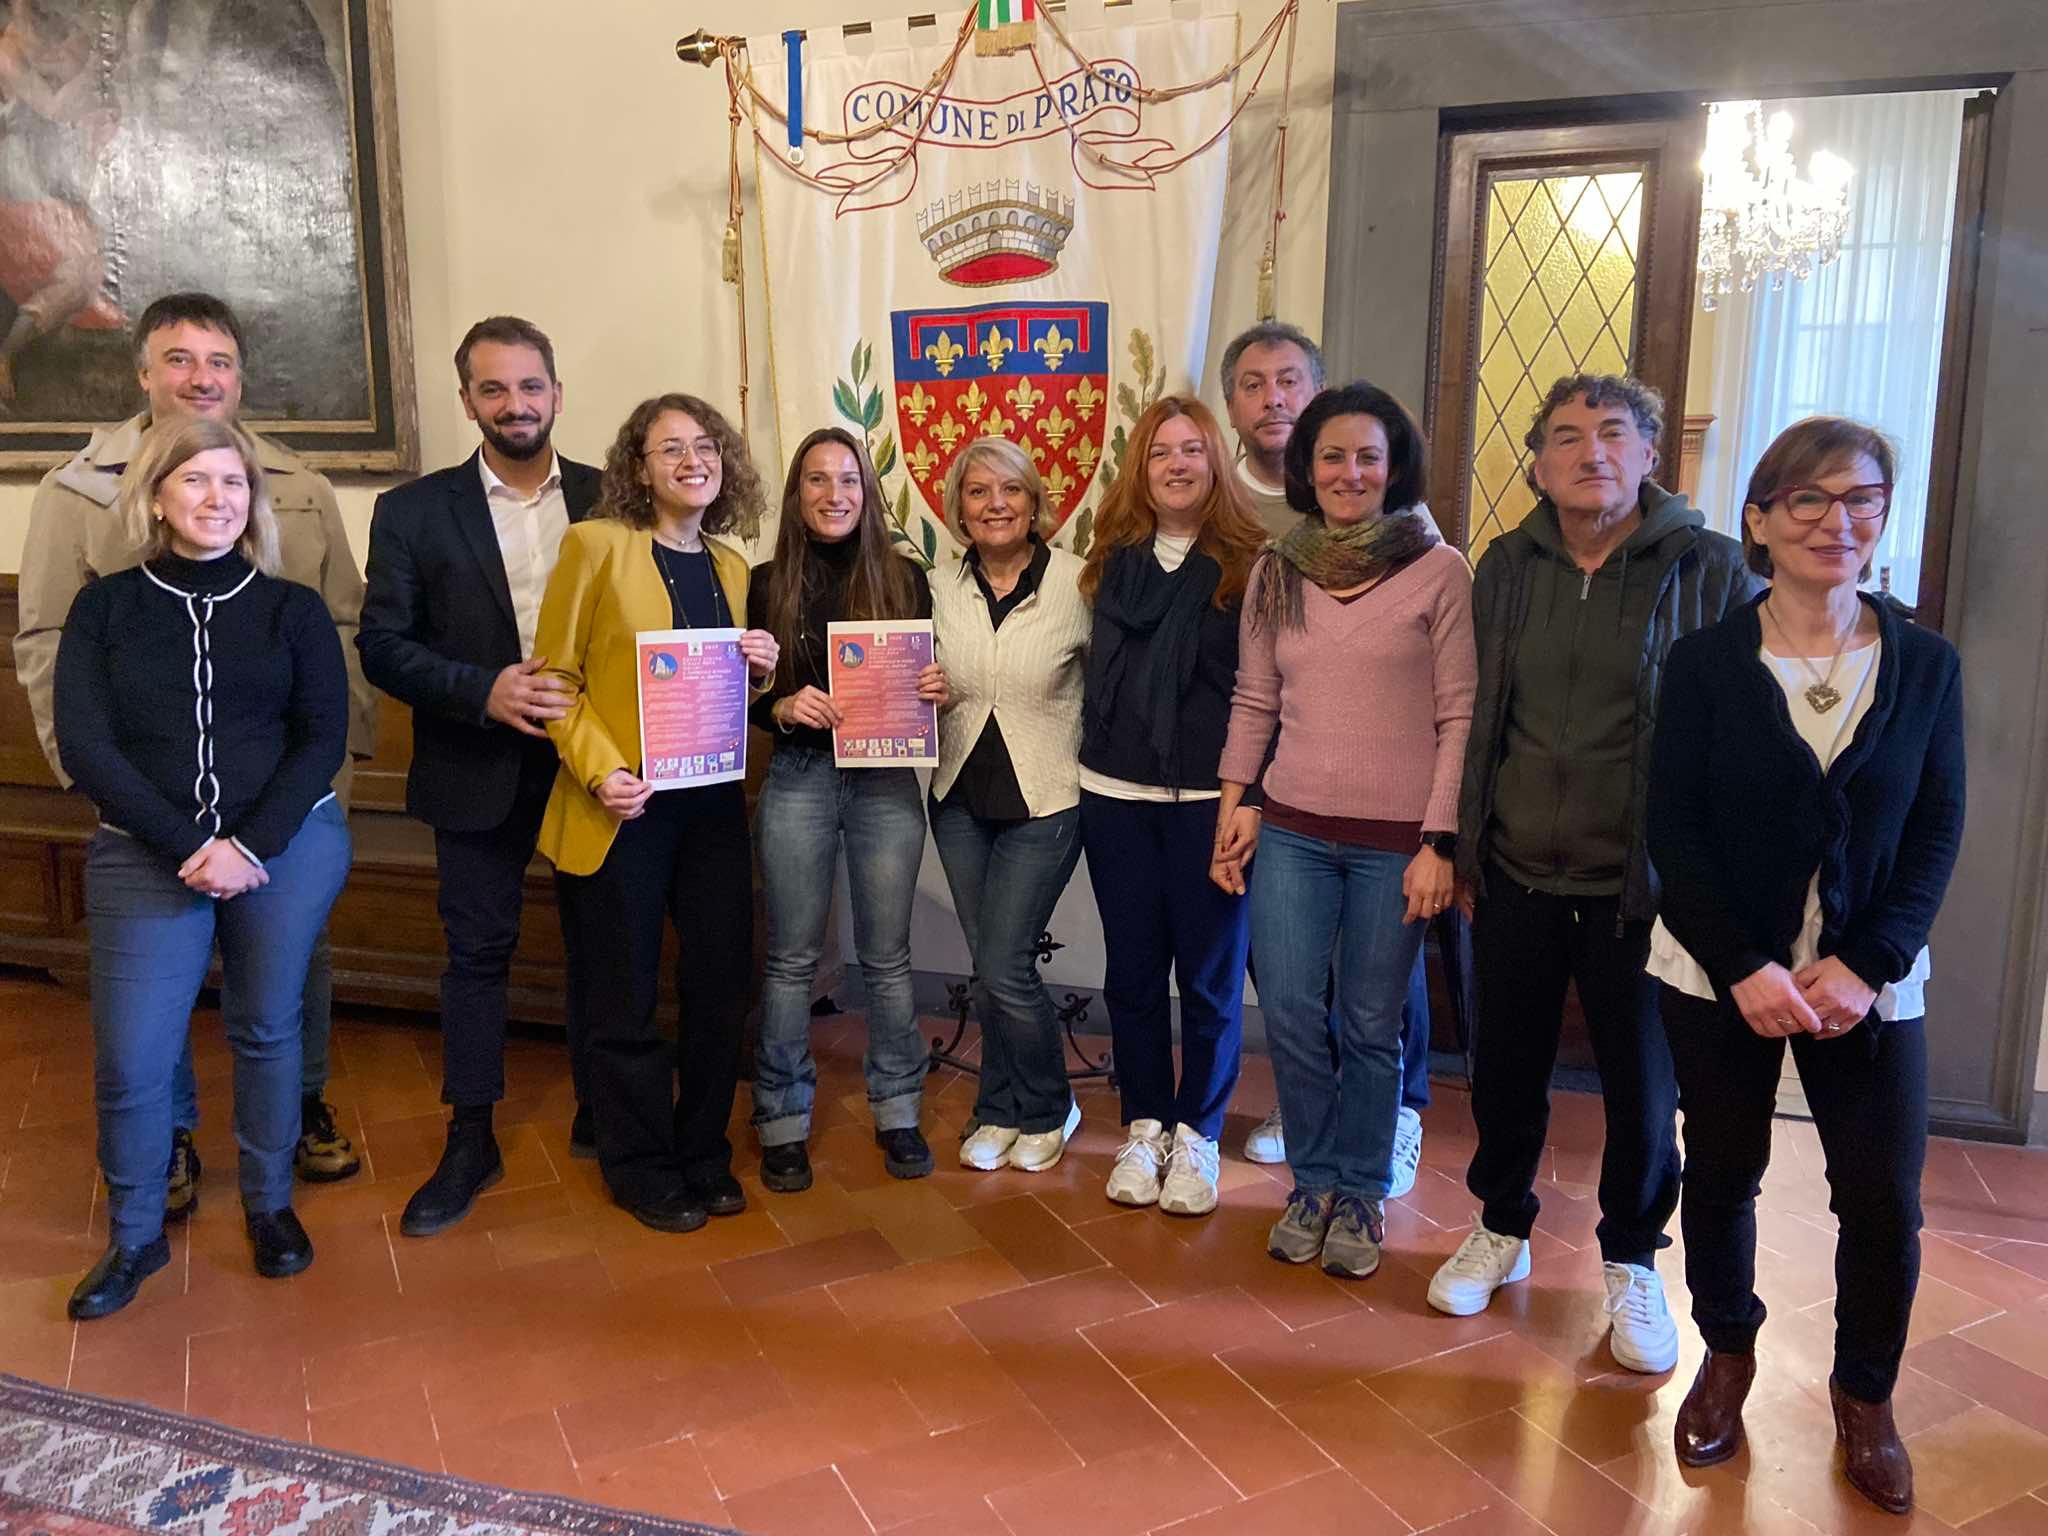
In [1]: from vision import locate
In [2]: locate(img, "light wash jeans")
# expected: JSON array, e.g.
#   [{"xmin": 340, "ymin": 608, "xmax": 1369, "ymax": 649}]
[
  {"xmin": 88, "ymin": 801, "xmax": 351, "ymax": 1246},
  {"xmin": 751, "ymin": 749, "xmax": 928, "ymax": 1145},
  {"xmin": 1249, "ymin": 825, "xmax": 1422, "ymax": 1200}
]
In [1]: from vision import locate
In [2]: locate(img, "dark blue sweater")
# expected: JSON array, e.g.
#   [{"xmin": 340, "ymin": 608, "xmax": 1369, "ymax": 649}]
[
  {"xmin": 1647, "ymin": 590, "xmax": 1964, "ymax": 1006},
  {"xmin": 54, "ymin": 552, "xmax": 349, "ymax": 864}
]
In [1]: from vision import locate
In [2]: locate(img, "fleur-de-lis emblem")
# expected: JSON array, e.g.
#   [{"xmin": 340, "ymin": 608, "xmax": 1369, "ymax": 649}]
[
  {"xmin": 1066, "ymin": 377, "xmax": 1104, "ymax": 421},
  {"xmin": 980, "ymin": 409, "xmax": 1013, "ymax": 439},
  {"xmin": 925, "ymin": 331, "xmax": 964, "ymax": 376},
  {"xmin": 1005, "ymin": 379, "xmax": 1044, "ymax": 419},
  {"xmin": 1043, "ymin": 463, "xmax": 1075, "ymax": 502},
  {"xmin": 1072, "ymin": 438, "xmax": 1101, "ymax": 479},
  {"xmin": 904, "ymin": 440, "xmax": 940, "ymax": 483},
  {"xmin": 899, "ymin": 382, "xmax": 935, "ymax": 425},
  {"xmin": 1041, "ymin": 406, "xmax": 1075, "ymax": 448},
  {"xmin": 1033, "ymin": 324, "xmax": 1075, "ymax": 371},
  {"xmin": 978, "ymin": 328, "xmax": 1015, "ymax": 371},
  {"xmin": 932, "ymin": 413, "xmax": 966, "ymax": 451},
  {"xmin": 959, "ymin": 381, "xmax": 988, "ymax": 420}
]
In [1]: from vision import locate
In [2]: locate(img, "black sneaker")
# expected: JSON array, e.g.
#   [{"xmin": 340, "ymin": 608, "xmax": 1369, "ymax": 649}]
[
  {"xmin": 295, "ymin": 1096, "xmax": 362, "ymax": 1183},
  {"xmin": 688, "ymin": 1170, "xmax": 748, "ymax": 1217},
  {"xmin": 165, "ymin": 1128, "xmax": 200, "ymax": 1223},
  {"xmin": 399, "ymin": 1124, "xmax": 503, "ymax": 1237},
  {"xmin": 876, "ymin": 1126, "xmax": 934, "ymax": 1180},
  {"xmin": 569, "ymin": 1103, "xmax": 597, "ymax": 1160},
  {"xmin": 759, "ymin": 1141, "xmax": 813, "ymax": 1193},
  {"xmin": 68, "ymin": 1236, "xmax": 171, "ymax": 1320},
  {"xmin": 622, "ymin": 1185, "xmax": 708, "ymax": 1234}
]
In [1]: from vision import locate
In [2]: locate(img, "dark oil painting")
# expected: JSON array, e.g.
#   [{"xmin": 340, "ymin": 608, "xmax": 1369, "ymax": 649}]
[{"xmin": 0, "ymin": 0, "xmax": 414, "ymax": 468}]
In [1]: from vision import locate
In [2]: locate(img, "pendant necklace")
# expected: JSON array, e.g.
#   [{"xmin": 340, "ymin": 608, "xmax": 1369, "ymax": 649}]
[
  {"xmin": 653, "ymin": 535, "xmax": 727, "ymax": 629},
  {"xmin": 1763, "ymin": 598, "xmax": 1852, "ymax": 713}
]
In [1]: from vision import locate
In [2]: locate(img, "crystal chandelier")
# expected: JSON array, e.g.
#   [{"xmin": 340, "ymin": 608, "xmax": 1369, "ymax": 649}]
[{"xmin": 1696, "ymin": 101, "xmax": 1854, "ymax": 311}]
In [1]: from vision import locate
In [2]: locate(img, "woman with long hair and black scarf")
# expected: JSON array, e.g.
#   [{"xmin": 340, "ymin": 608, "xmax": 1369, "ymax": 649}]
[
  {"xmin": 1077, "ymin": 396, "xmax": 1267, "ymax": 1218},
  {"xmin": 1213, "ymin": 382, "xmax": 1475, "ymax": 1277},
  {"xmin": 747, "ymin": 427, "xmax": 948, "ymax": 1193}
]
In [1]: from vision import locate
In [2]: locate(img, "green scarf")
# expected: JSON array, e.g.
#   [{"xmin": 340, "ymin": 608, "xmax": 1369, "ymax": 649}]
[{"xmin": 1253, "ymin": 507, "xmax": 1440, "ymax": 632}]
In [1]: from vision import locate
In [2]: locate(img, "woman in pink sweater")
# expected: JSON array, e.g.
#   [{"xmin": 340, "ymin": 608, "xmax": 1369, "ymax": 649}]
[{"xmin": 1213, "ymin": 381, "xmax": 1475, "ymax": 1279}]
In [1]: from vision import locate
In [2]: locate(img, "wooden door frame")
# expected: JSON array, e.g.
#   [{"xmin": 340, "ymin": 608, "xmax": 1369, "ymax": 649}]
[
  {"xmin": 1427, "ymin": 116, "xmax": 1707, "ymax": 551},
  {"xmin": 1916, "ymin": 89, "xmax": 1996, "ymax": 634}
]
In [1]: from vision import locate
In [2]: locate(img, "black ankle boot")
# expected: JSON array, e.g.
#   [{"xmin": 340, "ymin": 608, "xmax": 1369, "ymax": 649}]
[
  {"xmin": 399, "ymin": 1121, "xmax": 502, "ymax": 1237},
  {"xmin": 247, "ymin": 1208, "xmax": 315, "ymax": 1278},
  {"xmin": 760, "ymin": 1141, "xmax": 813, "ymax": 1193},
  {"xmin": 69, "ymin": 1236, "xmax": 171, "ymax": 1319}
]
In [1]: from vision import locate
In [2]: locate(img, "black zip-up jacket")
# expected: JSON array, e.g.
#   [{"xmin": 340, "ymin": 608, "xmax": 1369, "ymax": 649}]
[
  {"xmin": 54, "ymin": 553, "xmax": 349, "ymax": 864},
  {"xmin": 1647, "ymin": 590, "xmax": 1964, "ymax": 1009},
  {"xmin": 1455, "ymin": 483, "xmax": 1758, "ymax": 921}
]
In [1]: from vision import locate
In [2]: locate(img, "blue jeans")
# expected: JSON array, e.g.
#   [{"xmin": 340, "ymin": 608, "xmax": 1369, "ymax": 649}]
[
  {"xmin": 1079, "ymin": 792, "xmax": 1248, "ymax": 1140},
  {"xmin": 752, "ymin": 750, "xmax": 928, "ymax": 1144},
  {"xmin": 1249, "ymin": 825, "xmax": 1422, "ymax": 1199},
  {"xmin": 88, "ymin": 801, "xmax": 351, "ymax": 1246},
  {"xmin": 928, "ymin": 796, "xmax": 1082, "ymax": 1134},
  {"xmin": 169, "ymin": 928, "xmax": 332, "ymax": 1130}
]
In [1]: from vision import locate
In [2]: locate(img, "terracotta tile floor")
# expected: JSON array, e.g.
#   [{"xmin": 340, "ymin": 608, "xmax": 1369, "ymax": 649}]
[{"xmin": 4, "ymin": 968, "xmax": 2048, "ymax": 1535}]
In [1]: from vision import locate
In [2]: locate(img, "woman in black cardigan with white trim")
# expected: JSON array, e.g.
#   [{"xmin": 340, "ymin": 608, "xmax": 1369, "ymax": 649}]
[
  {"xmin": 54, "ymin": 418, "xmax": 351, "ymax": 1321},
  {"xmin": 1646, "ymin": 418, "xmax": 1964, "ymax": 1517}
]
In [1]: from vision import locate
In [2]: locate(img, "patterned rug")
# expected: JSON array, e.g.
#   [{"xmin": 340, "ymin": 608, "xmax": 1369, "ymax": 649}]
[{"xmin": 0, "ymin": 1377, "xmax": 739, "ymax": 1536}]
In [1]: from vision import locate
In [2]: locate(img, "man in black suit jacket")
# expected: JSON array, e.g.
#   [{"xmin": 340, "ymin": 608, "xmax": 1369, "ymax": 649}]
[{"xmin": 359, "ymin": 316, "xmax": 601, "ymax": 1236}]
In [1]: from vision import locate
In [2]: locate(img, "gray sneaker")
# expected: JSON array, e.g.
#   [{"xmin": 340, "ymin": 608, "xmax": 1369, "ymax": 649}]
[
  {"xmin": 1268, "ymin": 1188, "xmax": 1336, "ymax": 1264},
  {"xmin": 1321, "ymin": 1193, "xmax": 1386, "ymax": 1280}
]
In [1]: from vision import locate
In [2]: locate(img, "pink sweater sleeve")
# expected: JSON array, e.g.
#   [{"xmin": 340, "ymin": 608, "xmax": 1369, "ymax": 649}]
[
  {"xmin": 1422, "ymin": 556, "xmax": 1477, "ymax": 833},
  {"xmin": 1218, "ymin": 556, "xmax": 1280, "ymax": 786}
]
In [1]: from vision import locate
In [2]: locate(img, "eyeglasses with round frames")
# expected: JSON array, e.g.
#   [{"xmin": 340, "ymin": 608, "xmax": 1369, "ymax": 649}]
[
  {"xmin": 643, "ymin": 438, "xmax": 723, "ymax": 467},
  {"xmin": 1769, "ymin": 483, "xmax": 1891, "ymax": 521}
]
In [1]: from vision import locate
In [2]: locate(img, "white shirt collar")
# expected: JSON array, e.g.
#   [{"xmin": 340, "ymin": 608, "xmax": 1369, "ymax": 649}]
[
  {"xmin": 1234, "ymin": 456, "xmax": 1285, "ymax": 499},
  {"xmin": 479, "ymin": 450, "xmax": 563, "ymax": 500}
]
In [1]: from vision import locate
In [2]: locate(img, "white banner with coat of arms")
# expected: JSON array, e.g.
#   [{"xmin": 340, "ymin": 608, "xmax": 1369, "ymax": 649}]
[{"xmin": 747, "ymin": 0, "xmax": 1239, "ymax": 562}]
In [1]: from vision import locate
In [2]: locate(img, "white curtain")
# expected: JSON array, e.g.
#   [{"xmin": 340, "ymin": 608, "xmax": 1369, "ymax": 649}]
[{"xmin": 1692, "ymin": 89, "xmax": 1970, "ymax": 607}]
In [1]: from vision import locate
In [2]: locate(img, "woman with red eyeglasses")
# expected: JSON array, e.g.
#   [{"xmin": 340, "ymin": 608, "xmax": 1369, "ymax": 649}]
[{"xmin": 1645, "ymin": 417, "xmax": 1965, "ymax": 1517}]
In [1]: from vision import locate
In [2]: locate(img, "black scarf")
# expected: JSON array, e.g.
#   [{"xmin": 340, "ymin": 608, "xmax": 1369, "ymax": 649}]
[{"xmin": 1084, "ymin": 540, "xmax": 1220, "ymax": 786}]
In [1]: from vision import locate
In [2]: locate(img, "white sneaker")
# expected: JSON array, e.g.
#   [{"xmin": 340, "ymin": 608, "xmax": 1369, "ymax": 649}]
[
  {"xmin": 959, "ymin": 1123, "xmax": 1020, "ymax": 1170},
  {"xmin": 1388, "ymin": 1106, "xmax": 1423, "ymax": 1200},
  {"xmin": 1008, "ymin": 1098, "xmax": 1083, "ymax": 1172},
  {"xmin": 1158, "ymin": 1124, "xmax": 1220, "ymax": 1217},
  {"xmin": 1242, "ymin": 1106, "xmax": 1286, "ymax": 1164},
  {"xmin": 1427, "ymin": 1217, "xmax": 1532, "ymax": 1316},
  {"xmin": 1104, "ymin": 1119, "xmax": 1167, "ymax": 1205},
  {"xmin": 1603, "ymin": 1261, "xmax": 1680, "ymax": 1374}
]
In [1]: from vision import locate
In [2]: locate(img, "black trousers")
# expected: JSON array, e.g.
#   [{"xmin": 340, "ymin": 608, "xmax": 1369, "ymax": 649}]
[
  {"xmin": 1464, "ymin": 866, "xmax": 1678, "ymax": 1265},
  {"xmin": 554, "ymin": 782, "xmax": 751, "ymax": 1205},
  {"xmin": 432, "ymin": 750, "xmax": 558, "ymax": 1108},
  {"xmin": 1662, "ymin": 984, "xmax": 1927, "ymax": 1403}
]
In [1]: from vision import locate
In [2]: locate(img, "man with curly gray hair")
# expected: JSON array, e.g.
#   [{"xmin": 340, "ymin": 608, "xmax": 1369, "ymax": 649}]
[{"xmin": 1433, "ymin": 371, "xmax": 1758, "ymax": 1376}]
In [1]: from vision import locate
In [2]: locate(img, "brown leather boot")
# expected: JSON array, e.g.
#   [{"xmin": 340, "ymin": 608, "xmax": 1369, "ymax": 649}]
[
  {"xmin": 1674, "ymin": 1348, "xmax": 1756, "ymax": 1466},
  {"xmin": 1831, "ymin": 1376, "xmax": 1913, "ymax": 1515}
]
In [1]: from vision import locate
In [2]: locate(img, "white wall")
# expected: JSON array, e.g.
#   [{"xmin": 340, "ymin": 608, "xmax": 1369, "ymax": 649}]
[{"xmin": 0, "ymin": 0, "xmax": 1339, "ymax": 991}]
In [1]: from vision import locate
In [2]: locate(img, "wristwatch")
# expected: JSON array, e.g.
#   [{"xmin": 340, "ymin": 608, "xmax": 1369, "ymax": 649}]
[{"xmin": 1422, "ymin": 832, "xmax": 1458, "ymax": 858}]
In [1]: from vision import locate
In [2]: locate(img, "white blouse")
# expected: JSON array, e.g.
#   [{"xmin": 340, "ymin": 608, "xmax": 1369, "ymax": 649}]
[{"xmin": 1647, "ymin": 637, "xmax": 1931, "ymax": 1020}]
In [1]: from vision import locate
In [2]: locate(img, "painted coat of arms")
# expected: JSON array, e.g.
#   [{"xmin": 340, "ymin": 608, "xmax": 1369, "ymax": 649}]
[{"xmin": 889, "ymin": 300, "xmax": 1109, "ymax": 533}]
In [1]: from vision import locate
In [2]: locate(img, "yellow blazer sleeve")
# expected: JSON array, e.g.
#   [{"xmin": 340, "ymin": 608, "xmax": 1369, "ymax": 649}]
[{"xmin": 537, "ymin": 526, "xmax": 631, "ymax": 792}]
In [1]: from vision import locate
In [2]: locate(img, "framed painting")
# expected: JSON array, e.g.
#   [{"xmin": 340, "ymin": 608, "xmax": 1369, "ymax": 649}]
[{"xmin": 0, "ymin": 0, "xmax": 416, "ymax": 471}]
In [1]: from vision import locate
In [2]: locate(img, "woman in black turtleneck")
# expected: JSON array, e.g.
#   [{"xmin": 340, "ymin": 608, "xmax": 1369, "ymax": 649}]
[
  {"xmin": 53, "ymin": 418, "xmax": 350, "ymax": 1320},
  {"xmin": 747, "ymin": 428, "xmax": 947, "ymax": 1192}
]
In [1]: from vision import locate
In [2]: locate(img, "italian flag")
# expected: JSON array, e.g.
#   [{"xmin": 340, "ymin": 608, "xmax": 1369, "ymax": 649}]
[{"xmin": 975, "ymin": 0, "xmax": 1036, "ymax": 54}]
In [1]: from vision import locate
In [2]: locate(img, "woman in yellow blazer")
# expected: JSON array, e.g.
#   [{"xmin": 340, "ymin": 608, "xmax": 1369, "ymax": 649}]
[{"xmin": 534, "ymin": 392, "xmax": 776, "ymax": 1233}]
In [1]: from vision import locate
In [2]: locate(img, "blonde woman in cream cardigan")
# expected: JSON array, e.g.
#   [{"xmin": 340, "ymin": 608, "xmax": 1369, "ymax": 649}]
[{"xmin": 928, "ymin": 437, "xmax": 1093, "ymax": 1176}]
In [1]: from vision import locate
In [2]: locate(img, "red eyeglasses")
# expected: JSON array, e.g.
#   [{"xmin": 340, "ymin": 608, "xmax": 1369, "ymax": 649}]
[{"xmin": 1768, "ymin": 483, "xmax": 1892, "ymax": 521}]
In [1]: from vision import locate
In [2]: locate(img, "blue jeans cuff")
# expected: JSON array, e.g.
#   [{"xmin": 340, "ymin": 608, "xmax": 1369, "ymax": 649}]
[
  {"xmin": 869, "ymin": 1090, "xmax": 925, "ymax": 1132},
  {"xmin": 755, "ymin": 1111, "xmax": 810, "ymax": 1148}
]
